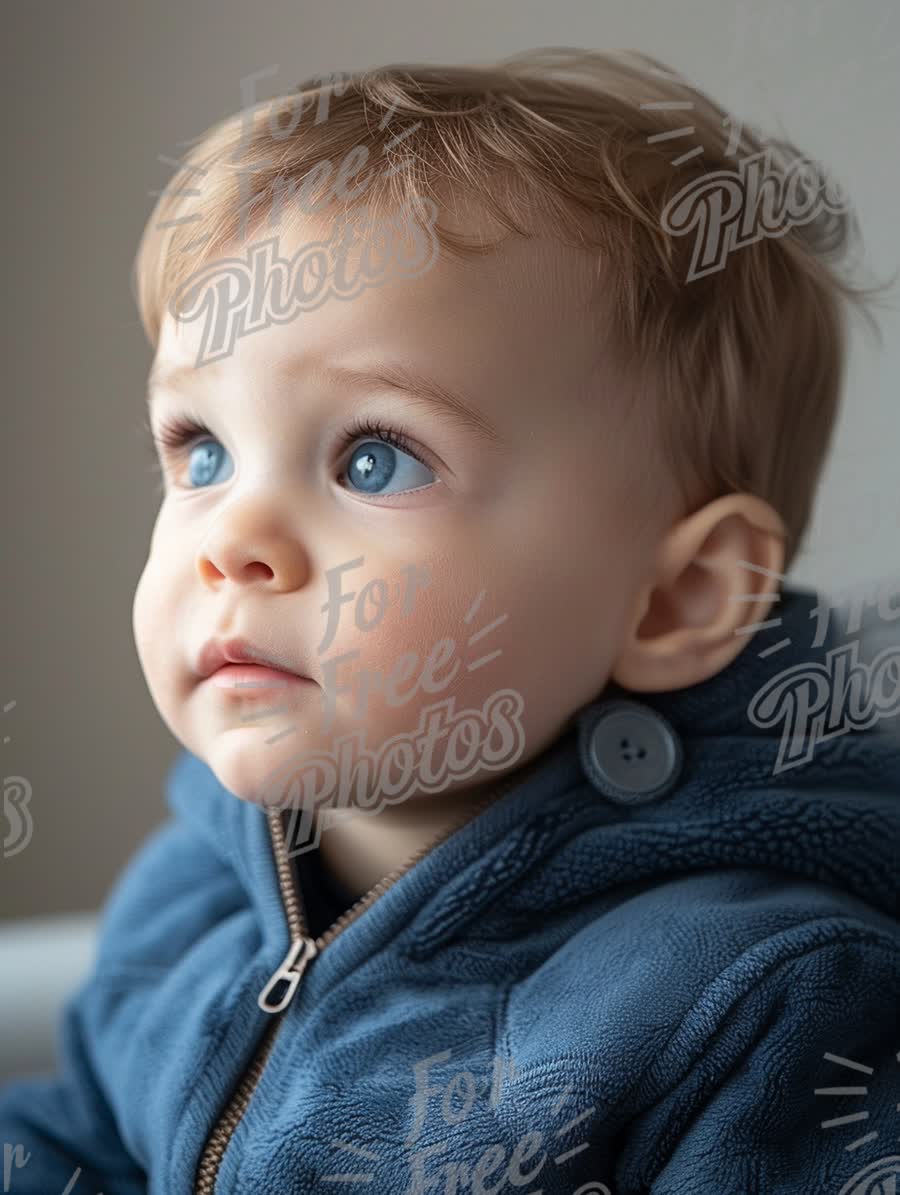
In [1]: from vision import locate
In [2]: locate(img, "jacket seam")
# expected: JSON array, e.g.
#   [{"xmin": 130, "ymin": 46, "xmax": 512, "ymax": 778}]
[
  {"xmin": 494, "ymin": 982, "xmax": 515, "ymax": 1086},
  {"xmin": 632, "ymin": 917, "xmax": 900, "ymax": 1183},
  {"xmin": 643, "ymin": 917, "xmax": 897, "ymax": 1092}
]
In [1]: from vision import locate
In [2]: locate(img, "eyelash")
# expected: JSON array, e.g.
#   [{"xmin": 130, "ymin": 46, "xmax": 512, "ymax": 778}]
[
  {"xmin": 146, "ymin": 413, "xmax": 431, "ymax": 479},
  {"xmin": 334, "ymin": 416, "xmax": 430, "ymax": 470}
]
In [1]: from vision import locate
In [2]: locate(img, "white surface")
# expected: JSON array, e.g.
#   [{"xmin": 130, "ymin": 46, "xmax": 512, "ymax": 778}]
[{"xmin": 0, "ymin": 912, "xmax": 100, "ymax": 1083}]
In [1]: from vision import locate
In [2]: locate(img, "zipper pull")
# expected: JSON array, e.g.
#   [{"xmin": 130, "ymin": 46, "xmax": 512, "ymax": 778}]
[{"xmin": 257, "ymin": 936, "xmax": 319, "ymax": 1013}]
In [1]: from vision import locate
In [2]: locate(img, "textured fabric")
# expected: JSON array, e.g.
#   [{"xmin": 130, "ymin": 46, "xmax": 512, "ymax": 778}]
[{"xmin": 1, "ymin": 583, "xmax": 898, "ymax": 1194}]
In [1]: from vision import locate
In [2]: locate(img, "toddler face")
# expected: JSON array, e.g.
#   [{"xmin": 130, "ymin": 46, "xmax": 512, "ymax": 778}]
[{"xmin": 132, "ymin": 201, "xmax": 673, "ymax": 813}]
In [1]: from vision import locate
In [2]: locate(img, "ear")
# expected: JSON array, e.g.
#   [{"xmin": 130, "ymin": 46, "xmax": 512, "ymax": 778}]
[{"xmin": 611, "ymin": 493, "xmax": 787, "ymax": 693}]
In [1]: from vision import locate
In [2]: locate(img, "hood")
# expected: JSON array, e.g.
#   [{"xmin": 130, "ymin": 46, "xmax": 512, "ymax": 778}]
[{"xmin": 165, "ymin": 582, "xmax": 900, "ymax": 966}]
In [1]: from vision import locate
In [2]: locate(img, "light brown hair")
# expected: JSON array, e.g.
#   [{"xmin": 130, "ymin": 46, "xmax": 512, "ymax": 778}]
[{"xmin": 133, "ymin": 47, "xmax": 895, "ymax": 570}]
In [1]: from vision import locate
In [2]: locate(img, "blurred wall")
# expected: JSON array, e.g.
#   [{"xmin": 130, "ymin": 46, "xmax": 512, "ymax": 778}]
[{"xmin": 2, "ymin": 0, "xmax": 899, "ymax": 919}]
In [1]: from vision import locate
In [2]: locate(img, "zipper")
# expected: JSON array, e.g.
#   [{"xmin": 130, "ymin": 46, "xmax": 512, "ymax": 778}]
[{"xmin": 192, "ymin": 775, "xmax": 522, "ymax": 1194}]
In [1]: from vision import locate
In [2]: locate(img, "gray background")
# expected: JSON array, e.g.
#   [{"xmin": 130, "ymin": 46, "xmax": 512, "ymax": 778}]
[{"xmin": 2, "ymin": 0, "xmax": 899, "ymax": 921}]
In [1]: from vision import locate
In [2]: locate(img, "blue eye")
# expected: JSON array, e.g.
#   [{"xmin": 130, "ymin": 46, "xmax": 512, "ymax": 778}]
[
  {"xmin": 342, "ymin": 438, "xmax": 435, "ymax": 496},
  {"xmin": 188, "ymin": 439, "xmax": 234, "ymax": 487},
  {"xmin": 151, "ymin": 414, "xmax": 233, "ymax": 489}
]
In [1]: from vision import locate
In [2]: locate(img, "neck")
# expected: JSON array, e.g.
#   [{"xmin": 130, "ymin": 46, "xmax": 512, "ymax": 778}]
[{"xmin": 311, "ymin": 774, "xmax": 510, "ymax": 905}]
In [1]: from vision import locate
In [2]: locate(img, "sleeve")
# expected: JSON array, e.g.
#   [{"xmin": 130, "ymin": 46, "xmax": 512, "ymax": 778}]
[
  {"xmin": 0, "ymin": 978, "xmax": 149, "ymax": 1194},
  {"xmin": 617, "ymin": 920, "xmax": 900, "ymax": 1195},
  {"xmin": 0, "ymin": 752, "xmax": 236, "ymax": 1194}
]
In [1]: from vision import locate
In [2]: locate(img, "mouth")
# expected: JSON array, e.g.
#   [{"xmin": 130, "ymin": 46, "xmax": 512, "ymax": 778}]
[
  {"xmin": 196, "ymin": 637, "xmax": 315, "ymax": 694},
  {"xmin": 206, "ymin": 662, "xmax": 314, "ymax": 694}
]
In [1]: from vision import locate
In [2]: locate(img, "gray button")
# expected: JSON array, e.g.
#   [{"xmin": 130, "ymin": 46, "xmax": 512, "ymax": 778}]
[{"xmin": 576, "ymin": 699, "xmax": 683, "ymax": 805}]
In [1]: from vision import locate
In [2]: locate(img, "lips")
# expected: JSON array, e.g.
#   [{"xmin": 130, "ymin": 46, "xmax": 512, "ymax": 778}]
[{"xmin": 196, "ymin": 637, "xmax": 309, "ymax": 682}]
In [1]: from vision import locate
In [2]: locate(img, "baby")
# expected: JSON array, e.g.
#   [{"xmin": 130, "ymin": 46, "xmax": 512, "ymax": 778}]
[{"xmin": 2, "ymin": 47, "xmax": 899, "ymax": 1195}]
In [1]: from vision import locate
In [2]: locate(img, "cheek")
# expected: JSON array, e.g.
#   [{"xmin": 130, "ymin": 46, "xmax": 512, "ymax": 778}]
[
  {"xmin": 314, "ymin": 557, "xmax": 515, "ymax": 739},
  {"xmin": 132, "ymin": 551, "xmax": 175, "ymax": 695},
  {"xmin": 132, "ymin": 560, "xmax": 155, "ymax": 669}
]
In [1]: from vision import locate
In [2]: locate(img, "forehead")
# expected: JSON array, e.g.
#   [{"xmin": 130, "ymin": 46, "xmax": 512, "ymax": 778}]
[{"xmin": 153, "ymin": 199, "xmax": 602, "ymax": 401}]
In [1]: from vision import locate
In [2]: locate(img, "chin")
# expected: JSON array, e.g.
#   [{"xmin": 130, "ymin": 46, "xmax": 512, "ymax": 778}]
[
  {"xmin": 197, "ymin": 732, "xmax": 282, "ymax": 808},
  {"xmin": 207, "ymin": 725, "xmax": 337, "ymax": 812}
]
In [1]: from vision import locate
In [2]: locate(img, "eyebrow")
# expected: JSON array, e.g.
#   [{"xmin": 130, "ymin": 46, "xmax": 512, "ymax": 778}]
[{"xmin": 146, "ymin": 357, "xmax": 505, "ymax": 448}]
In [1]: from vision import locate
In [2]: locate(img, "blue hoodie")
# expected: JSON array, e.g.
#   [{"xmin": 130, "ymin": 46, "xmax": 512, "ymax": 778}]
[{"xmin": 2, "ymin": 584, "xmax": 899, "ymax": 1195}]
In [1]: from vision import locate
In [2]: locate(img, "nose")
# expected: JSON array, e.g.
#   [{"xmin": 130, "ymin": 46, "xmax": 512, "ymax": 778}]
[{"xmin": 195, "ymin": 493, "xmax": 311, "ymax": 592}]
